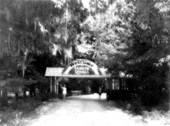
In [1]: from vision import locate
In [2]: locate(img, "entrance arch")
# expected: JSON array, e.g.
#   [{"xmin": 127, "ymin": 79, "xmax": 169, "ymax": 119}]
[
  {"xmin": 45, "ymin": 59, "xmax": 110, "ymax": 78},
  {"xmin": 62, "ymin": 59, "xmax": 103, "ymax": 78},
  {"xmin": 45, "ymin": 59, "xmax": 111, "ymax": 98}
]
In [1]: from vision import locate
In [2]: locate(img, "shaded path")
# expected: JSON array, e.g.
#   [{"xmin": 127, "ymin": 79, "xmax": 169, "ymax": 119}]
[{"xmin": 21, "ymin": 93, "xmax": 169, "ymax": 126}]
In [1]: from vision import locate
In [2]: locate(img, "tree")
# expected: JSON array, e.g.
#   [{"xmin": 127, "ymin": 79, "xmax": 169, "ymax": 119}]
[
  {"xmin": 122, "ymin": 0, "xmax": 170, "ymax": 105},
  {"xmin": 0, "ymin": 0, "xmax": 55, "ymax": 77},
  {"xmin": 43, "ymin": 0, "xmax": 88, "ymax": 65},
  {"xmin": 81, "ymin": 0, "xmax": 134, "ymax": 67},
  {"xmin": 83, "ymin": 0, "xmax": 170, "ymax": 105}
]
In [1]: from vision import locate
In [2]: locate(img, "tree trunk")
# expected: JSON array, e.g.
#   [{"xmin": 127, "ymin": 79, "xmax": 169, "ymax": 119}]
[
  {"xmin": 1, "ymin": 88, "xmax": 8, "ymax": 106},
  {"xmin": 22, "ymin": 62, "xmax": 26, "ymax": 78},
  {"xmin": 50, "ymin": 77, "xmax": 53, "ymax": 93}
]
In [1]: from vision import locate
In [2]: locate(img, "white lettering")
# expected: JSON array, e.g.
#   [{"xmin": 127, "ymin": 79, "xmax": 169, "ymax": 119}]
[{"xmin": 74, "ymin": 66, "xmax": 89, "ymax": 75}]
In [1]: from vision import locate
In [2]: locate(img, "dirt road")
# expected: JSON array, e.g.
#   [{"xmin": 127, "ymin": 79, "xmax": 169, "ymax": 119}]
[{"xmin": 21, "ymin": 93, "xmax": 169, "ymax": 126}]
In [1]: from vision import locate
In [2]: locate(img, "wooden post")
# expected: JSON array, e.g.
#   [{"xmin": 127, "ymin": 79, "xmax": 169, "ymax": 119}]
[
  {"xmin": 0, "ymin": 82, "xmax": 1, "ymax": 97},
  {"xmin": 119, "ymin": 78, "xmax": 122, "ymax": 90},
  {"xmin": 54, "ymin": 77, "xmax": 57, "ymax": 94},
  {"xmin": 50, "ymin": 77, "xmax": 52, "ymax": 93},
  {"xmin": 106, "ymin": 78, "xmax": 112, "ymax": 100},
  {"xmin": 56, "ymin": 82, "xmax": 59, "ymax": 95}
]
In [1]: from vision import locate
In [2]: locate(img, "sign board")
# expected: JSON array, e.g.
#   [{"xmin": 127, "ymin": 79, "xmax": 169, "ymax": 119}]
[
  {"xmin": 45, "ymin": 59, "xmax": 111, "ymax": 78},
  {"xmin": 62, "ymin": 59, "xmax": 101, "ymax": 75},
  {"xmin": 74, "ymin": 66, "xmax": 90, "ymax": 75}
]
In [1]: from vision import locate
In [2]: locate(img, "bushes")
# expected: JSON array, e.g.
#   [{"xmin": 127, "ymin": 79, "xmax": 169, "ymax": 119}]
[
  {"xmin": 35, "ymin": 80, "xmax": 51, "ymax": 101},
  {"xmin": 0, "ymin": 77, "xmax": 52, "ymax": 125},
  {"xmin": 11, "ymin": 98, "xmax": 41, "ymax": 111},
  {"xmin": 141, "ymin": 90, "xmax": 160, "ymax": 106},
  {"xmin": 0, "ymin": 98, "xmax": 42, "ymax": 125}
]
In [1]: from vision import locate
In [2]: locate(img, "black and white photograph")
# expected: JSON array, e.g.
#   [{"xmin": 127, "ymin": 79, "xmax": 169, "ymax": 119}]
[{"xmin": 0, "ymin": 0, "xmax": 170, "ymax": 126}]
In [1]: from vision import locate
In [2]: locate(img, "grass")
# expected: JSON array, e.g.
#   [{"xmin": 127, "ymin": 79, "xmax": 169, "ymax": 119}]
[{"xmin": 0, "ymin": 97, "xmax": 42, "ymax": 126}]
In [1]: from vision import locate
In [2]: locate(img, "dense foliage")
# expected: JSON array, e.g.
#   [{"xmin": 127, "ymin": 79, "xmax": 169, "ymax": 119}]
[{"xmin": 85, "ymin": 0, "xmax": 170, "ymax": 105}]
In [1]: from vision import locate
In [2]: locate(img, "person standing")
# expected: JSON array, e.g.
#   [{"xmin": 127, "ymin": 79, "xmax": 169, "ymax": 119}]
[
  {"xmin": 98, "ymin": 86, "xmax": 102, "ymax": 99},
  {"xmin": 62, "ymin": 85, "xmax": 67, "ymax": 99}
]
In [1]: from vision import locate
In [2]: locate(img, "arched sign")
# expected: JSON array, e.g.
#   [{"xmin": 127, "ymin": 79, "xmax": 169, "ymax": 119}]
[{"xmin": 62, "ymin": 59, "xmax": 102, "ymax": 75}]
